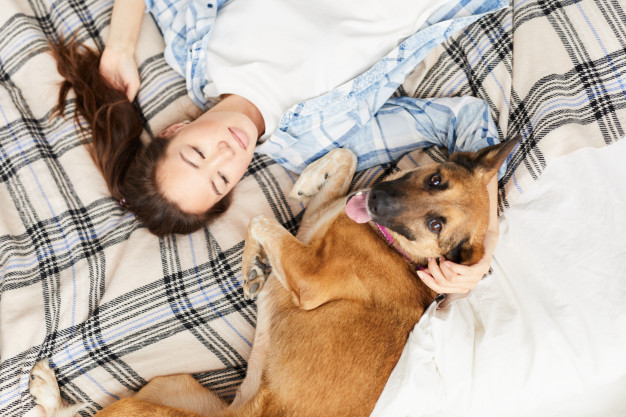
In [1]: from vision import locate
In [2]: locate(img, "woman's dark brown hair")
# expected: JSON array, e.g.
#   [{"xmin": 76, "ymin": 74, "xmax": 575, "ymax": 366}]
[{"xmin": 49, "ymin": 36, "xmax": 229, "ymax": 236}]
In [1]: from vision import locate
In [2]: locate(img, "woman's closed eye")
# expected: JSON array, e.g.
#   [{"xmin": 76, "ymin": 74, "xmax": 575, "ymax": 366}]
[
  {"xmin": 180, "ymin": 146, "xmax": 205, "ymax": 168},
  {"xmin": 211, "ymin": 172, "xmax": 230, "ymax": 196},
  {"xmin": 219, "ymin": 171, "xmax": 230, "ymax": 186},
  {"xmin": 192, "ymin": 146, "xmax": 205, "ymax": 159}
]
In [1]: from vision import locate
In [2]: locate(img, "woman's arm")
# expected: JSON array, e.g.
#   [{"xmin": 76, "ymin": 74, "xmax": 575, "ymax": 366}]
[
  {"xmin": 417, "ymin": 175, "xmax": 499, "ymax": 294},
  {"xmin": 100, "ymin": 0, "xmax": 146, "ymax": 101}
]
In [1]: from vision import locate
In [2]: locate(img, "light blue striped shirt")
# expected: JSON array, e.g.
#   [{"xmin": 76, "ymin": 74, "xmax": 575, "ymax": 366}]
[{"xmin": 145, "ymin": 0, "xmax": 509, "ymax": 175}]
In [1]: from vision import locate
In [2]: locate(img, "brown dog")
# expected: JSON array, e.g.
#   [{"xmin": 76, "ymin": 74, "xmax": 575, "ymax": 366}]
[{"xmin": 30, "ymin": 139, "xmax": 518, "ymax": 417}]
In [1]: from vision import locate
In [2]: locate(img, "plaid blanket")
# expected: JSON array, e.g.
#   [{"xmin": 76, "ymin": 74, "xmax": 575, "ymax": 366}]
[{"xmin": 1, "ymin": 0, "xmax": 624, "ymax": 416}]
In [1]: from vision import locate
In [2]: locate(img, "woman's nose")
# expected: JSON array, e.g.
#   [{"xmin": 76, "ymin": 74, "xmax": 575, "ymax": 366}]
[{"xmin": 213, "ymin": 141, "xmax": 235, "ymax": 160}]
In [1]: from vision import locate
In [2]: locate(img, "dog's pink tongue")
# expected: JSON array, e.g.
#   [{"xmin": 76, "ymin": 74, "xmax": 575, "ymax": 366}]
[{"xmin": 345, "ymin": 193, "xmax": 372, "ymax": 224}]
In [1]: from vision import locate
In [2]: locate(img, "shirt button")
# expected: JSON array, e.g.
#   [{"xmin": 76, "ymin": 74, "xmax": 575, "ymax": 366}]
[{"xmin": 207, "ymin": 3, "xmax": 213, "ymax": 7}]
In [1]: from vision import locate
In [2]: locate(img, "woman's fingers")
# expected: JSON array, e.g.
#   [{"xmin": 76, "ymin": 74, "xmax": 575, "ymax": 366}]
[
  {"xmin": 416, "ymin": 258, "xmax": 476, "ymax": 294},
  {"xmin": 99, "ymin": 48, "xmax": 140, "ymax": 101},
  {"xmin": 416, "ymin": 270, "xmax": 448, "ymax": 294}
]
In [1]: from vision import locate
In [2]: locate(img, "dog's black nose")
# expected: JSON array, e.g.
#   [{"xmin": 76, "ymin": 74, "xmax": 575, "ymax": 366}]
[{"xmin": 368, "ymin": 186, "xmax": 400, "ymax": 218}]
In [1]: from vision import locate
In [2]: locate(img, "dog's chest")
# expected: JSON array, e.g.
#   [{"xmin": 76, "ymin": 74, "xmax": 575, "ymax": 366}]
[{"xmin": 296, "ymin": 199, "xmax": 346, "ymax": 243}]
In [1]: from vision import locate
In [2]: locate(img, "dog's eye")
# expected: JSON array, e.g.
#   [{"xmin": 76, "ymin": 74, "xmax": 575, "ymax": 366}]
[
  {"xmin": 428, "ymin": 219, "xmax": 442, "ymax": 234},
  {"xmin": 429, "ymin": 174, "xmax": 442, "ymax": 187}
]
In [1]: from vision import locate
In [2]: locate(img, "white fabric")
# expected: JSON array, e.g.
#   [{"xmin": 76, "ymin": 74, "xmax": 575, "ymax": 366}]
[
  {"xmin": 371, "ymin": 139, "xmax": 626, "ymax": 416},
  {"xmin": 204, "ymin": 0, "xmax": 447, "ymax": 136}
]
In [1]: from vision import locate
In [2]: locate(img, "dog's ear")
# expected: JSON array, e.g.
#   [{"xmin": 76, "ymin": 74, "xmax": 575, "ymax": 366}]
[
  {"xmin": 449, "ymin": 136, "xmax": 521, "ymax": 184},
  {"xmin": 443, "ymin": 236, "xmax": 483, "ymax": 265}
]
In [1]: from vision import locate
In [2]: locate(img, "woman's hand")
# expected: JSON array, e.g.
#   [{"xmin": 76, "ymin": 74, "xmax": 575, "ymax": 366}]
[
  {"xmin": 99, "ymin": 47, "xmax": 140, "ymax": 101},
  {"xmin": 100, "ymin": 0, "xmax": 146, "ymax": 101},
  {"xmin": 416, "ymin": 230, "xmax": 497, "ymax": 294}
]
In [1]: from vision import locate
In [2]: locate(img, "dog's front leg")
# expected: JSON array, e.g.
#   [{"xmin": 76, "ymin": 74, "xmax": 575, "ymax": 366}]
[
  {"xmin": 230, "ymin": 289, "xmax": 271, "ymax": 409},
  {"xmin": 242, "ymin": 215, "xmax": 333, "ymax": 310},
  {"xmin": 242, "ymin": 215, "xmax": 294, "ymax": 301},
  {"xmin": 237, "ymin": 215, "xmax": 304, "ymax": 408},
  {"xmin": 289, "ymin": 148, "xmax": 357, "ymax": 215},
  {"xmin": 241, "ymin": 216, "xmax": 272, "ymax": 301}
]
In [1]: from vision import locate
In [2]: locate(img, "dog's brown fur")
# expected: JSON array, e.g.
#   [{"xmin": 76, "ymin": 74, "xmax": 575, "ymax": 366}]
[{"xmin": 30, "ymin": 139, "xmax": 518, "ymax": 417}]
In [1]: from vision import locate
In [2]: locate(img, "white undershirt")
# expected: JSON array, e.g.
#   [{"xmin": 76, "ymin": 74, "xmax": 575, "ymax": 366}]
[{"xmin": 204, "ymin": 0, "xmax": 447, "ymax": 137}]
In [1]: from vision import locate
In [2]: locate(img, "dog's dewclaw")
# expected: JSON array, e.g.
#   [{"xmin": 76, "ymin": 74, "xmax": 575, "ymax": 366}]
[{"xmin": 253, "ymin": 255, "xmax": 268, "ymax": 271}]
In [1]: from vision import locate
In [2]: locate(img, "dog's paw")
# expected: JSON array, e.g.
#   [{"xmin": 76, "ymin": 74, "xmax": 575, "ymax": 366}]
[
  {"xmin": 30, "ymin": 359, "xmax": 63, "ymax": 414},
  {"xmin": 290, "ymin": 148, "xmax": 355, "ymax": 201},
  {"xmin": 243, "ymin": 255, "xmax": 269, "ymax": 300},
  {"xmin": 30, "ymin": 360, "xmax": 85, "ymax": 417}
]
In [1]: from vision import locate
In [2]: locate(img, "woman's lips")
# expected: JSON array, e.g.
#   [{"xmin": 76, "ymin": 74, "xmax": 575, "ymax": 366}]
[{"xmin": 229, "ymin": 127, "xmax": 249, "ymax": 150}]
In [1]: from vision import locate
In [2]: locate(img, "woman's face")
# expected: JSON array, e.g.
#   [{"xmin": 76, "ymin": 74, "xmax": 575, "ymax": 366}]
[{"xmin": 157, "ymin": 110, "xmax": 259, "ymax": 214}]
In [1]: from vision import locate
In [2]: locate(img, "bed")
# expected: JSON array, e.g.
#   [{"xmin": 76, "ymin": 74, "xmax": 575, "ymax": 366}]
[{"xmin": 1, "ymin": 0, "xmax": 625, "ymax": 416}]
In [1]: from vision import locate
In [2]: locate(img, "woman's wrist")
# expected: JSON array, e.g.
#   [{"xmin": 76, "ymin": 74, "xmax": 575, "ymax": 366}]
[
  {"xmin": 103, "ymin": 41, "xmax": 136, "ymax": 56},
  {"xmin": 482, "ymin": 229, "xmax": 499, "ymax": 258},
  {"xmin": 106, "ymin": 0, "xmax": 145, "ymax": 54}
]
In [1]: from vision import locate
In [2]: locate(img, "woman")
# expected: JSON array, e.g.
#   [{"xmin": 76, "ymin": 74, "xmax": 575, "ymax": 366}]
[{"xmin": 53, "ymin": 0, "xmax": 506, "ymax": 294}]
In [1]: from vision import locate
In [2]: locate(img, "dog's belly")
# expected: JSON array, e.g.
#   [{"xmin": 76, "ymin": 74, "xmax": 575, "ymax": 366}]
[{"xmin": 263, "ymin": 284, "xmax": 421, "ymax": 416}]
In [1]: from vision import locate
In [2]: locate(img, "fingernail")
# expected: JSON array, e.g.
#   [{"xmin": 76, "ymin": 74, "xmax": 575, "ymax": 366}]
[
  {"xmin": 444, "ymin": 261, "xmax": 452, "ymax": 268},
  {"xmin": 416, "ymin": 271, "xmax": 424, "ymax": 279}
]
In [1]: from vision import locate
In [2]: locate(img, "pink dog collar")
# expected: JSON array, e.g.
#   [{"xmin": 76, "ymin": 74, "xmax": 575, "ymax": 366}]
[{"xmin": 372, "ymin": 222, "xmax": 424, "ymax": 271}]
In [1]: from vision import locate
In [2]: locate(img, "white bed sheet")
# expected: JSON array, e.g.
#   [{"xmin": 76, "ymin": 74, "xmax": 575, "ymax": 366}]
[{"xmin": 372, "ymin": 139, "xmax": 626, "ymax": 417}]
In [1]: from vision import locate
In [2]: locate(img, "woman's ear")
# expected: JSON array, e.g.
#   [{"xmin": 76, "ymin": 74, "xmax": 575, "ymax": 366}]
[{"xmin": 157, "ymin": 121, "xmax": 190, "ymax": 139}]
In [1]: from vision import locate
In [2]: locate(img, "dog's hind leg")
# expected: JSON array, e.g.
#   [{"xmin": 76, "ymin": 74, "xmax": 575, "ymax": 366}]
[{"xmin": 289, "ymin": 148, "xmax": 357, "ymax": 215}]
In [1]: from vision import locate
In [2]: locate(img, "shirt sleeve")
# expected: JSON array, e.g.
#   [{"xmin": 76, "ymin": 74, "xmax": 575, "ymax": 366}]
[
  {"xmin": 352, "ymin": 96, "xmax": 506, "ymax": 177},
  {"xmin": 256, "ymin": 96, "xmax": 507, "ymax": 179},
  {"xmin": 142, "ymin": 0, "xmax": 221, "ymax": 109}
]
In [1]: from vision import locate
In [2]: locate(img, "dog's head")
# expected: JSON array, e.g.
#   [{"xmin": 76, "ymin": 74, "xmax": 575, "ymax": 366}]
[{"xmin": 349, "ymin": 139, "xmax": 518, "ymax": 265}]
